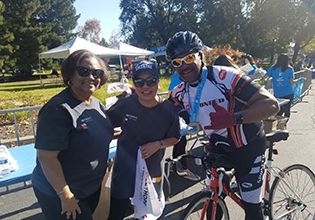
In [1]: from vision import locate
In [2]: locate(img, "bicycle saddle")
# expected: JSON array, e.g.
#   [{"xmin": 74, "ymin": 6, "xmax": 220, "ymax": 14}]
[{"xmin": 265, "ymin": 130, "xmax": 289, "ymax": 143}]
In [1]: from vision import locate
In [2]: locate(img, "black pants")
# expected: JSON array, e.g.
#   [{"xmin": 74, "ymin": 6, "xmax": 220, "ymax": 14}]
[
  {"xmin": 33, "ymin": 186, "xmax": 100, "ymax": 220},
  {"xmin": 172, "ymin": 135, "xmax": 188, "ymax": 168},
  {"xmin": 108, "ymin": 196, "xmax": 130, "ymax": 220},
  {"xmin": 277, "ymin": 94, "xmax": 294, "ymax": 118}
]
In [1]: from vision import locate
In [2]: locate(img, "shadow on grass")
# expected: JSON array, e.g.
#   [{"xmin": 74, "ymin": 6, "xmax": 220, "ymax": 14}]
[{"xmin": 0, "ymin": 83, "xmax": 64, "ymax": 92}]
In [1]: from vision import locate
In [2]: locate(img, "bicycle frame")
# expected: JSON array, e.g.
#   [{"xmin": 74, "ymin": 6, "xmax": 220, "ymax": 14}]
[{"xmin": 201, "ymin": 166, "xmax": 244, "ymax": 220}]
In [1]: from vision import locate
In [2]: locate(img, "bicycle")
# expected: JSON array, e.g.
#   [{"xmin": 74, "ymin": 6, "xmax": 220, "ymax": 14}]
[{"xmin": 180, "ymin": 130, "xmax": 315, "ymax": 220}]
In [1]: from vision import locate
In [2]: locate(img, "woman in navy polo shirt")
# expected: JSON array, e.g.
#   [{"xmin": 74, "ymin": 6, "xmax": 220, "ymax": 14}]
[{"xmin": 32, "ymin": 50, "xmax": 113, "ymax": 220}]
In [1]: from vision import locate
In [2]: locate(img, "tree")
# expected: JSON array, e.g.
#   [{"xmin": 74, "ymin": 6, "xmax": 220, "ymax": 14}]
[
  {"xmin": 78, "ymin": 18, "xmax": 102, "ymax": 43},
  {"xmin": 290, "ymin": 0, "xmax": 315, "ymax": 62},
  {"xmin": 2, "ymin": 0, "xmax": 78, "ymax": 78},
  {"xmin": 119, "ymin": 0, "xmax": 199, "ymax": 48},
  {"xmin": 0, "ymin": 1, "xmax": 15, "ymax": 71}
]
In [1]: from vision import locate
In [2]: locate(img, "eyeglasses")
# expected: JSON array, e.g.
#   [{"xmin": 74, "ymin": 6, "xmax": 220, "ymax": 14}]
[
  {"xmin": 171, "ymin": 52, "xmax": 199, "ymax": 68},
  {"xmin": 133, "ymin": 77, "xmax": 159, "ymax": 88},
  {"xmin": 76, "ymin": 66, "xmax": 104, "ymax": 78}
]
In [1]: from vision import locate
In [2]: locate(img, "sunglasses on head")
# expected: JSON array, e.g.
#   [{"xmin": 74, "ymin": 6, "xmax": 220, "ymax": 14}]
[
  {"xmin": 76, "ymin": 66, "xmax": 104, "ymax": 78},
  {"xmin": 171, "ymin": 52, "xmax": 199, "ymax": 68},
  {"xmin": 133, "ymin": 77, "xmax": 159, "ymax": 88}
]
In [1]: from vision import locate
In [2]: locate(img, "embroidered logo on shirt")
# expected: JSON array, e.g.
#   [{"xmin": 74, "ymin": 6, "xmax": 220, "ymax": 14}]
[
  {"xmin": 90, "ymin": 160, "xmax": 99, "ymax": 170},
  {"xmin": 219, "ymin": 69, "xmax": 227, "ymax": 80},
  {"xmin": 79, "ymin": 117, "xmax": 93, "ymax": 129},
  {"xmin": 124, "ymin": 114, "xmax": 138, "ymax": 122}
]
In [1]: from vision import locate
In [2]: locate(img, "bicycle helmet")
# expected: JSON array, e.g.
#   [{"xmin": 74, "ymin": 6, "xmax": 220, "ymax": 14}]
[{"xmin": 165, "ymin": 31, "xmax": 204, "ymax": 61}]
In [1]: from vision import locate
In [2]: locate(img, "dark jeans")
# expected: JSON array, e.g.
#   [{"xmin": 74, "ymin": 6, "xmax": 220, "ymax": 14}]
[
  {"xmin": 33, "ymin": 186, "xmax": 100, "ymax": 220},
  {"xmin": 277, "ymin": 94, "xmax": 294, "ymax": 118}
]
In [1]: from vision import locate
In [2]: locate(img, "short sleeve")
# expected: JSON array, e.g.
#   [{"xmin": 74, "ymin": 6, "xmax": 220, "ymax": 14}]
[
  {"xmin": 35, "ymin": 104, "xmax": 72, "ymax": 151},
  {"xmin": 233, "ymin": 75, "xmax": 261, "ymax": 102},
  {"xmin": 106, "ymin": 98, "xmax": 125, "ymax": 127},
  {"xmin": 288, "ymin": 67, "xmax": 294, "ymax": 79},
  {"xmin": 266, "ymin": 67, "xmax": 273, "ymax": 77},
  {"xmin": 163, "ymin": 101, "xmax": 181, "ymax": 139}
]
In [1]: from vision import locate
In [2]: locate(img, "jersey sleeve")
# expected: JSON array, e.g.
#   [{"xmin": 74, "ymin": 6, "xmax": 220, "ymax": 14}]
[
  {"xmin": 213, "ymin": 66, "xmax": 260, "ymax": 102},
  {"xmin": 35, "ymin": 102, "xmax": 72, "ymax": 151}
]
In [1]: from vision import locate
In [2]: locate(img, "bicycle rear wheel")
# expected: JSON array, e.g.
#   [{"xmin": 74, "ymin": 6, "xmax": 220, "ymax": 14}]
[
  {"xmin": 269, "ymin": 164, "xmax": 315, "ymax": 220},
  {"xmin": 180, "ymin": 192, "xmax": 229, "ymax": 220}
]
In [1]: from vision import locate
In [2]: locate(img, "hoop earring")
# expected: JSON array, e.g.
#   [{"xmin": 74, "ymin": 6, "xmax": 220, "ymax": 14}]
[{"xmin": 67, "ymin": 80, "xmax": 72, "ymax": 86}]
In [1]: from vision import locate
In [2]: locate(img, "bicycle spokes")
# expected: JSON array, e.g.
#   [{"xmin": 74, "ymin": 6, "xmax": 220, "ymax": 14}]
[{"xmin": 270, "ymin": 164, "xmax": 315, "ymax": 220}]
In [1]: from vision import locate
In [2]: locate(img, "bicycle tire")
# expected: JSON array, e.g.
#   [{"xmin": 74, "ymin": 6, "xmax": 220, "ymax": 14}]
[
  {"xmin": 180, "ymin": 191, "xmax": 230, "ymax": 220},
  {"xmin": 269, "ymin": 164, "xmax": 315, "ymax": 220}
]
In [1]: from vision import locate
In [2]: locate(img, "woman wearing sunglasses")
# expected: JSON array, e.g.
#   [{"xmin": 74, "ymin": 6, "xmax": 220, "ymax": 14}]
[
  {"xmin": 32, "ymin": 50, "xmax": 113, "ymax": 220},
  {"xmin": 106, "ymin": 60, "xmax": 180, "ymax": 220},
  {"xmin": 166, "ymin": 31, "xmax": 280, "ymax": 220}
]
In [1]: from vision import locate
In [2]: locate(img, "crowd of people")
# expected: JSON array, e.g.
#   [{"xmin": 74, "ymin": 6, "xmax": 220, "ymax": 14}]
[{"xmin": 31, "ymin": 30, "xmax": 304, "ymax": 220}]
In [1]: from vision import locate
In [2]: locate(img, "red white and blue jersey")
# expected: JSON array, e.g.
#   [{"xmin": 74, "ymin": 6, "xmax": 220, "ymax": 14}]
[{"xmin": 170, "ymin": 65, "xmax": 264, "ymax": 148}]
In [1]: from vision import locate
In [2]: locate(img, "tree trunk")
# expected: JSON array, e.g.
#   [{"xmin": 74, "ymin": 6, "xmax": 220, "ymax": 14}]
[{"xmin": 292, "ymin": 43, "xmax": 301, "ymax": 64}]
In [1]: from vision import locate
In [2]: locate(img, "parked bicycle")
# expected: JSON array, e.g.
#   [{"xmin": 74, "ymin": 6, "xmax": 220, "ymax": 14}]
[{"xmin": 180, "ymin": 130, "xmax": 315, "ymax": 220}]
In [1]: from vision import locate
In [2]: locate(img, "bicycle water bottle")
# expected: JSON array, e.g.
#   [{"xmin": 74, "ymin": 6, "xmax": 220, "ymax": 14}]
[{"xmin": 0, "ymin": 146, "xmax": 10, "ymax": 178}]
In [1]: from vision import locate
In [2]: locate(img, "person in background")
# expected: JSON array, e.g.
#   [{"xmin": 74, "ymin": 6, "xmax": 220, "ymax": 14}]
[
  {"xmin": 166, "ymin": 31, "xmax": 279, "ymax": 220},
  {"xmin": 32, "ymin": 50, "xmax": 113, "ymax": 220},
  {"xmin": 168, "ymin": 71, "xmax": 201, "ymax": 181},
  {"xmin": 214, "ymin": 54, "xmax": 242, "ymax": 71},
  {"xmin": 241, "ymin": 54, "xmax": 257, "ymax": 78},
  {"xmin": 106, "ymin": 60, "xmax": 180, "ymax": 220},
  {"xmin": 266, "ymin": 54, "xmax": 296, "ymax": 118}
]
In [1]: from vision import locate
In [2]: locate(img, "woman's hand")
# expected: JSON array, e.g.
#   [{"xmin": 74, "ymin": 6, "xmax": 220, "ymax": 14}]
[
  {"xmin": 59, "ymin": 187, "xmax": 81, "ymax": 219},
  {"xmin": 140, "ymin": 141, "xmax": 161, "ymax": 159}
]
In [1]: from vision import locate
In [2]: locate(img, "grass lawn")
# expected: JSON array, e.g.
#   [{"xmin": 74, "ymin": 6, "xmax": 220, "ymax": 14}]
[{"xmin": 0, "ymin": 77, "xmax": 171, "ymax": 110}]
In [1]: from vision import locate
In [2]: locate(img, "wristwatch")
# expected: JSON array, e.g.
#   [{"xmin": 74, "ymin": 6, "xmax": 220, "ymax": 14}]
[{"xmin": 235, "ymin": 113, "xmax": 244, "ymax": 124}]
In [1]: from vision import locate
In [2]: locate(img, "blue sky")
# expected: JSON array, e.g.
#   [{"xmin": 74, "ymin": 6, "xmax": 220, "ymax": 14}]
[{"xmin": 74, "ymin": 0, "xmax": 121, "ymax": 41}]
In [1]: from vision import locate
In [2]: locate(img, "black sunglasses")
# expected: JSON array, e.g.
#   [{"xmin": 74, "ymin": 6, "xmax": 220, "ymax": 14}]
[
  {"xmin": 133, "ymin": 77, "xmax": 159, "ymax": 88},
  {"xmin": 76, "ymin": 66, "xmax": 104, "ymax": 78}
]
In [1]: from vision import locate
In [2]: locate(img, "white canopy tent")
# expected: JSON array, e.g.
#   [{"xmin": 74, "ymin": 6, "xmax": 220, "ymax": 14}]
[
  {"xmin": 117, "ymin": 42, "xmax": 154, "ymax": 56},
  {"xmin": 39, "ymin": 36, "xmax": 120, "ymax": 59}
]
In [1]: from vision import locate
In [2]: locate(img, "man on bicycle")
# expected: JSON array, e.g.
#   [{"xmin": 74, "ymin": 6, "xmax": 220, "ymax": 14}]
[{"xmin": 166, "ymin": 31, "xmax": 280, "ymax": 220}]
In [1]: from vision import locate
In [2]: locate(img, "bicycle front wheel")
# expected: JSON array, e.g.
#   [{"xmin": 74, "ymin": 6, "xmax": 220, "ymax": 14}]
[
  {"xmin": 269, "ymin": 164, "xmax": 315, "ymax": 220},
  {"xmin": 180, "ymin": 192, "xmax": 229, "ymax": 220}
]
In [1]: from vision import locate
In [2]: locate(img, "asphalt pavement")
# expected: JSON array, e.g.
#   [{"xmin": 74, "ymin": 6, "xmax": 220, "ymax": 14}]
[{"xmin": 0, "ymin": 81, "xmax": 314, "ymax": 220}]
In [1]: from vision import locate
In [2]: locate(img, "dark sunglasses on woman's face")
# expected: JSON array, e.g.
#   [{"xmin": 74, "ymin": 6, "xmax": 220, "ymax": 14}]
[
  {"xmin": 133, "ymin": 77, "xmax": 158, "ymax": 88},
  {"xmin": 76, "ymin": 66, "xmax": 104, "ymax": 78}
]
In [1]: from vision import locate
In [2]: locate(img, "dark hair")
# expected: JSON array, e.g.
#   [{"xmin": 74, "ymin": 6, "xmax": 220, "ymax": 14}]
[
  {"xmin": 214, "ymin": 55, "xmax": 240, "ymax": 70},
  {"xmin": 242, "ymin": 54, "xmax": 255, "ymax": 65},
  {"xmin": 272, "ymin": 54, "xmax": 290, "ymax": 72},
  {"xmin": 61, "ymin": 49, "xmax": 108, "ymax": 86},
  {"xmin": 165, "ymin": 31, "xmax": 204, "ymax": 61}
]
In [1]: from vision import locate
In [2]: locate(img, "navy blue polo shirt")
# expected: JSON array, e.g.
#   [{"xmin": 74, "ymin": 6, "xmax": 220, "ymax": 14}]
[{"xmin": 32, "ymin": 88, "xmax": 113, "ymax": 199}]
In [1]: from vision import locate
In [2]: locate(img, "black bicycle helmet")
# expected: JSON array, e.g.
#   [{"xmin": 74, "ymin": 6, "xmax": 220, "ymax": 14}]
[{"xmin": 165, "ymin": 31, "xmax": 204, "ymax": 61}]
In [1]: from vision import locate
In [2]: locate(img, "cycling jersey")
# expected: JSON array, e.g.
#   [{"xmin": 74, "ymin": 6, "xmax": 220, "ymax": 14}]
[{"xmin": 170, "ymin": 65, "xmax": 264, "ymax": 148}]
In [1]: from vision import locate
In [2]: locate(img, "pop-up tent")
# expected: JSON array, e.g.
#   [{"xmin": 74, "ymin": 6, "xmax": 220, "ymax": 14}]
[
  {"xmin": 117, "ymin": 42, "xmax": 154, "ymax": 56},
  {"xmin": 39, "ymin": 36, "xmax": 120, "ymax": 59}
]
